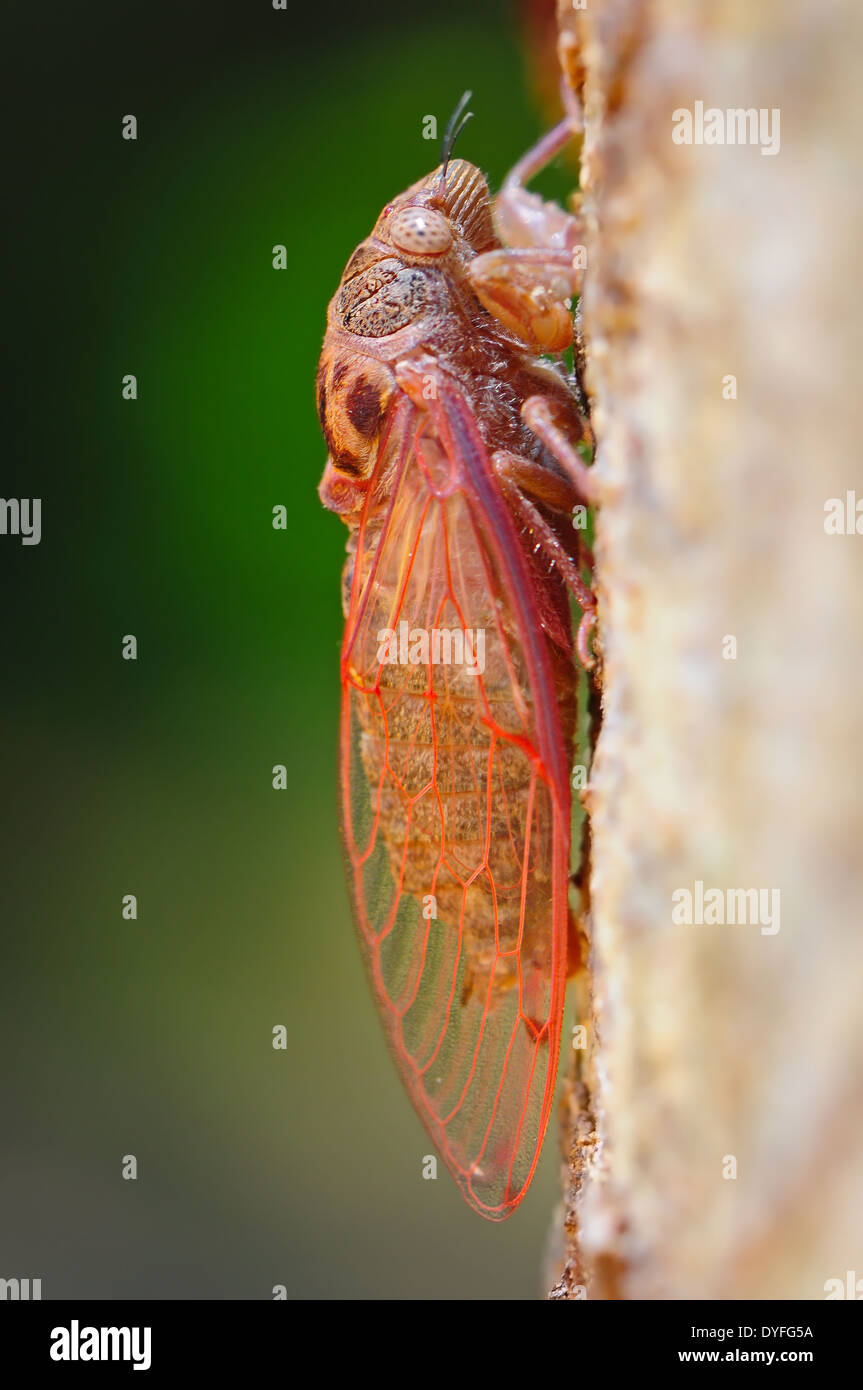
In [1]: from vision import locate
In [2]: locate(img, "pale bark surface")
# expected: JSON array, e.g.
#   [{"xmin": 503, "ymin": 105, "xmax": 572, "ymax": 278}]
[{"xmin": 552, "ymin": 0, "xmax": 863, "ymax": 1299}]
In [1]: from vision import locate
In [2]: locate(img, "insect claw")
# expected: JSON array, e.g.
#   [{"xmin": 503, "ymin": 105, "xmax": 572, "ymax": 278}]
[{"xmin": 576, "ymin": 608, "xmax": 597, "ymax": 671}]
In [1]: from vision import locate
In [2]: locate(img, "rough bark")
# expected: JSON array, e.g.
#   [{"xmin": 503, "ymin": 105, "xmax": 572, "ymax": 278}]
[{"xmin": 552, "ymin": 0, "xmax": 863, "ymax": 1299}]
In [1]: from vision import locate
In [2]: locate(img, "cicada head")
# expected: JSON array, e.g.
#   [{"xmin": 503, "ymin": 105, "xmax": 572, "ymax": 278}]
[
  {"xmin": 317, "ymin": 160, "xmax": 498, "ymax": 502},
  {"xmin": 334, "ymin": 160, "xmax": 497, "ymax": 341},
  {"xmin": 373, "ymin": 158, "xmax": 497, "ymax": 262}
]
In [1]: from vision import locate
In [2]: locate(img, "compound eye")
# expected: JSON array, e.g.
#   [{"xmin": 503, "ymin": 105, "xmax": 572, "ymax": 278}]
[{"xmin": 389, "ymin": 206, "xmax": 452, "ymax": 256}]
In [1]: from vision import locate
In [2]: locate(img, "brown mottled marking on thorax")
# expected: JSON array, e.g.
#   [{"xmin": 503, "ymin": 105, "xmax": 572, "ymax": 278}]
[
  {"xmin": 347, "ymin": 378, "xmax": 383, "ymax": 437},
  {"xmin": 317, "ymin": 343, "xmax": 394, "ymax": 483}
]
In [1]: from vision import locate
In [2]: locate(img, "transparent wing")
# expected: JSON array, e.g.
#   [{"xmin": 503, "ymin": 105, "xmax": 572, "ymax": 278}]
[{"xmin": 339, "ymin": 397, "xmax": 573, "ymax": 1219}]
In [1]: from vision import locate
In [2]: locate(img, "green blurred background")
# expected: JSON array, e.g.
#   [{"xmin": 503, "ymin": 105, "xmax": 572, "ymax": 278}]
[{"xmin": 3, "ymin": 0, "xmax": 570, "ymax": 1298}]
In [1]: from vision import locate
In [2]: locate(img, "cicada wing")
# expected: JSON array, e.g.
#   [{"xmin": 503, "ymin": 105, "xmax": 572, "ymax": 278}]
[{"xmin": 339, "ymin": 404, "xmax": 573, "ymax": 1219}]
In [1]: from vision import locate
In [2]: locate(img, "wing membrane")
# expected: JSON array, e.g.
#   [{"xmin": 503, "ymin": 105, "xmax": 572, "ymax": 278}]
[{"xmin": 339, "ymin": 398, "xmax": 573, "ymax": 1218}]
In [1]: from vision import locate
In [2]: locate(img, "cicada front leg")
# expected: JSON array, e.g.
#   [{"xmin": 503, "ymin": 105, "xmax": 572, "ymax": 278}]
[
  {"xmin": 467, "ymin": 119, "xmax": 585, "ymax": 355},
  {"xmin": 495, "ymin": 117, "xmax": 584, "ymax": 256}
]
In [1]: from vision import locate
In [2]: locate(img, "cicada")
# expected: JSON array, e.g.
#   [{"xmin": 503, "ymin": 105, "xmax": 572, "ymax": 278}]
[{"xmin": 317, "ymin": 95, "xmax": 597, "ymax": 1219}]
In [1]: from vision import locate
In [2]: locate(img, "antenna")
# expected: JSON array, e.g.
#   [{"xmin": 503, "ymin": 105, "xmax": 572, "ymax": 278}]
[{"xmin": 437, "ymin": 90, "xmax": 474, "ymax": 196}]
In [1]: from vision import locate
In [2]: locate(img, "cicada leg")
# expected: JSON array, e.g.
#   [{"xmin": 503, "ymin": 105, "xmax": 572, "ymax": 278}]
[
  {"xmin": 521, "ymin": 395, "xmax": 596, "ymax": 505},
  {"xmin": 496, "ymin": 117, "xmax": 584, "ymax": 254},
  {"xmin": 492, "ymin": 447, "xmax": 598, "ymax": 672},
  {"xmin": 467, "ymin": 247, "xmax": 578, "ymax": 354},
  {"xmin": 467, "ymin": 118, "xmax": 587, "ymax": 356},
  {"xmin": 469, "ymin": 117, "xmax": 599, "ymax": 504}
]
